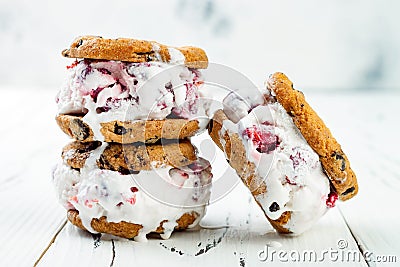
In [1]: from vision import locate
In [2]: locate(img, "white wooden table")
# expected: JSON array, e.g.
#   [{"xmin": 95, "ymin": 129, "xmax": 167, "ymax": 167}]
[{"xmin": 0, "ymin": 89, "xmax": 399, "ymax": 266}]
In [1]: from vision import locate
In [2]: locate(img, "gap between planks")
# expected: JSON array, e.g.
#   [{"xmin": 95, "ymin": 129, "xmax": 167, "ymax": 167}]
[
  {"xmin": 338, "ymin": 208, "xmax": 370, "ymax": 267},
  {"xmin": 34, "ymin": 220, "xmax": 68, "ymax": 267}
]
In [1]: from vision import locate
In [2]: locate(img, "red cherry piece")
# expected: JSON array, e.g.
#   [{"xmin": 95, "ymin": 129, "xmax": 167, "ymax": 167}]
[
  {"xmin": 66, "ymin": 60, "xmax": 79, "ymax": 69},
  {"xmin": 326, "ymin": 191, "xmax": 338, "ymax": 208},
  {"xmin": 243, "ymin": 126, "xmax": 279, "ymax": 153},
  {"xmin": 130, "ymin": 187, "xmax": 139, "ymax": 193}
]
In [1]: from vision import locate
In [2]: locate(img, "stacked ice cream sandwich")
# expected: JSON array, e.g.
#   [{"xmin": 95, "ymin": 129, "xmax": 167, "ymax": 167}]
[{"xmin": 53, "ymin": 36, "xmax": 213, "ymax": 241}]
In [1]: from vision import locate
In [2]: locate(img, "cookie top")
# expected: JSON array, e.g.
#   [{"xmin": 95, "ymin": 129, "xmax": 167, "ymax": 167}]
[
  {"xmin": 62, "ymin": 36, "xmax": 208, "ymax": 69},
  {"xmin": 267, "ymin": 72, "xmax": 358, "ymax": 201},
  {"xmin": 62, "ymin": 140, "xmax": 197, "ymax": 173}
]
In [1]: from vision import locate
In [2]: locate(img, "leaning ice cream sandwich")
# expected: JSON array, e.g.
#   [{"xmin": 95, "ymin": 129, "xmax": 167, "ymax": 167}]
[
  {"xmin": 208, "ymin": 72, "xmax": 358, "ymax": 234},
  {"xmin": 56, "ymin": 36, "xmax": 209, "ymax": 144},
  {"xmin": 53, "ymin": 140, "xmax": 213, "ymax": 241}
]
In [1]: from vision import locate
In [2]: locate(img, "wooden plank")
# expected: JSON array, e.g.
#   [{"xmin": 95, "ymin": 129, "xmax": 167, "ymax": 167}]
[
  {"xmin": 0, "ymin": 90, "xmax": 68, "ymax": 266},
  {"xmin": 0, "ymin": 149, "xmax": 67, "ymax": 266}
]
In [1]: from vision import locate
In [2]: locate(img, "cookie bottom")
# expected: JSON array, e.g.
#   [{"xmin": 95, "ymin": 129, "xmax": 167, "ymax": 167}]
[
  {"xmin": 67, "ymin": 209, "xmax": 198, "ymax": 239},
  {"xmin": 209, "ymin": 110, "xmax": 293, "ymax": 233}
]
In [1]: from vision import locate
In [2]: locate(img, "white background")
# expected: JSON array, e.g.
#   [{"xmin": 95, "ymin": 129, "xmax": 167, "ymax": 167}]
[{"xmin": 0, "ymin": 0, "xmax": 399, "ymax": 91}]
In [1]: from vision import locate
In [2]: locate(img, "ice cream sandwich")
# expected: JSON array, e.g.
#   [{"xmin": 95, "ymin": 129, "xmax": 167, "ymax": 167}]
[
  {"xmin": 208, "ymin": 72, "xmax": 358, "ymax": 234},
  {"xmin": 53, "ymin": 140, "xmax": 212, "ymax": 241},
  {"xmin": 56, "ymin": 36, "xmax": 209, "ymax": 144}
]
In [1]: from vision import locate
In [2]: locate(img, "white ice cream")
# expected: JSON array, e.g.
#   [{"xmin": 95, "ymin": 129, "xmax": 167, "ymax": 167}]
[
  {"xmin": 53, "ymin": 143, "xmax": 213, "ymax": 241},
  {"xmin": 56, "ymin": 59, "xmax": 209, "ymax": 140},
  {"xmin": 222, "ymin": 89, "xmax": 265, "ymax": 124},
  {"xmin": 221, "ymin": 100, "xmax": 334, "ymax": 234}
]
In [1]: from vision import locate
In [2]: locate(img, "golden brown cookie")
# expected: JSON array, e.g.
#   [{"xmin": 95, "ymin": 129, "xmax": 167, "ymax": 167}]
[
  {"xmin": 56, "ymin": 114, "xmax": 200, "ymax": 144},
  {"xmin": 62, "ymin": 140, "xmax": 197, "ymax": 173},
  {"xmin": 62, "ymin": 36, "xmax": 208, "ymax": 69},
  {"xmin": 61, "ymin": 141, "xmax": 101, "ymax": 169},
  {"xmin": 67, "ymin": 209, "xmax": 198, "ymax": 239},
  {"xmin": 267, "ymin": 72, "xmax": 358, "ymax": 201},
  {"xmin": 56, "ymin": 114, "xmax": 95, "ymax": 142}
]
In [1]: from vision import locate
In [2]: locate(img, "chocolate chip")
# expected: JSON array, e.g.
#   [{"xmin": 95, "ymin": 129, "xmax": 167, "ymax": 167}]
[
  {"xmin": 85, "ymin": 141, "xmax": 101, "ymax": 151},
  {"xmin": 130, "ymin": 170, "xmax": 140, "ymax": 175},
  {"xmin": 288, "ymin": 111, "xmax": 295, "ymax": 117},
  {"xmin": 97, "ymin": 156, "xmax": 111, "ymax": 170},
  {"xmin": 72, "ymin": 118, "xmax": 91, "ymax": 141},
  {"xmin": 76, "ymin": 147, "xmax": 87, "ymax": 154},
  {"xmin": 269, "ymin": 202, "xmax": 280, "ymax": 212},
  {"xmin": 332, "ymin": 152, "xmax": 344, "ymax": 160},
  {"xmin": 226, "ymin": 159, "xmax": 230, "ymax": 164},
  {"xmin": 77, "ymin": 142, "xmax": 98, "ymax": 154},
  {"xmin": 118, "ymin": 166, "xmax": 130, "ymax": 175},
  {"xmin": 208, "ymin": 119, "xmax": 214, "ymax": 134},
  {"xmin": 340, "ymin": 161, "xmax": 346, "ymax": 171},
  {"xmin": 342, "ymin": 186, "xmax": 355, "ymax": 196},
  {"xmin": 75, "ymin": 39, "xmax": 83, "ymax": 48},
  {"xmin": 114, "ymin": 123, "xmax": 127, "ymax": 135},
  {"xmin": 97, "ymin": 156, "xmax": 106, "ymax": 169},
  {"xmin": 300, "ymin": 104, "xmax": 304, "ymax": 108},
  {"xmin": 332, "ymin": 152, "xmax": 346, "ymax": 171}
]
